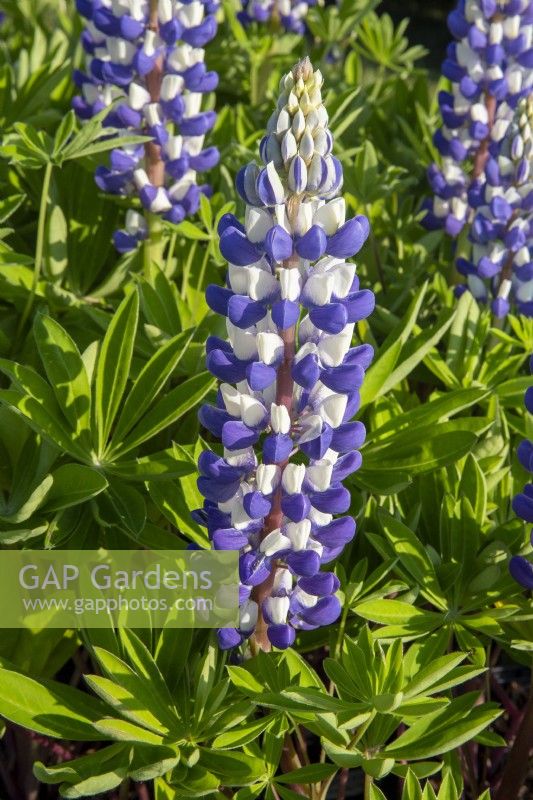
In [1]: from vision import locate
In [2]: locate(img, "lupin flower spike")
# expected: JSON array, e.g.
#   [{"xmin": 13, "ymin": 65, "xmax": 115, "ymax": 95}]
[
  {"xmin": 423, "ymin": 0, "xmax": 533, "ymax": 316},
  {"xmin": 458, "ymin": 96, "xmax": 533, "ymax": 316},
  {"xmin": 510, "ymin": 354, "xmax": 533, "ymax": 590},
  {"xmin": 73, "ymin": 0, "xmax": 220, "ymax": 252},
  {"xmin": 238, "ymin": 0, "xmax": 317, "ymax": 34},
  {"xmin": 194, "ymin": 57, "xmax": 375, "ymax": 651}
]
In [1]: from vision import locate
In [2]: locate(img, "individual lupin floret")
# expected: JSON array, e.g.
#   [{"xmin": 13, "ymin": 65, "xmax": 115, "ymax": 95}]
[
  {"xmin": 456, "ymin": 95, "xmax": 533, "ymax": 316},
  {"xmin": 238, "ymin": 0, "xmax": 318, "ymax": 34},
  {"xmin": 73, "ymin": 0, "xmax": 220, "ymax": 251},
  {"xmin": 510, "ymin": 354, "xmax": 533, "ymax": 590},
  {"xmin": 423, "ymin": 0, "xmax": 533, "ymax": 270},
  {"xmin": 193, "ymin": 58, "xmax": 375, "ymax": 651}
]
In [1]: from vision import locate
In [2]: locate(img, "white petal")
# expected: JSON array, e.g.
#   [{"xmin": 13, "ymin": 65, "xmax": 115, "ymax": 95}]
[
  {"xmin": 306, "ymin": 460, "xmax": 333, "ymax": 491},
  {"xmin": 228, "ymin": 264, "xmax": 249, "ymax": 294},
  {"xmin": 241, "ymin": 395, "xmax": 266, "ymax": 428},
  {"xmin": 160, "ymin": 74, "xmax": 184, "ymax": 101},
  {"xmin": 257, "ymin": 332, "xmax": 285, "ymax": 365},
  {"xmin": 165, "ymin": 134, "xmax": 183, "ymax": 159},
  {"xmin": 256, "ymin": 464, "xmax": 281, "ymax": 494},
  {"xmin": 303, "ymin": 273, "xmax": 334, "ymax": 306},
  {"xmin": 292, "ymin": 587, "xmax": 318, "ymax": 609},
  {"xmin": 313, "ymin": 198, "xmax": 346, "ymax": 235},
  {"xmin": 264, "ymin": 595, "xmax": 290, "ymax": 624},
  {"xmin": 129, "ymin": 82, "xmax": 150, "ymax": 110},
  {"xmin": 297, "ymin": 414, "xmax": 323, "ymax": 444},
  {"xmin": 272, "ymin": 567, "xmax": 293, "ymax": 595},
  {"xmin": 220, "ymin": 384, "xmax": 242, "ymax": 417},
  {"xmin": 247, "ymin": 267, "xmax": 278, "ymax": 301},
  {"xmin": 245, "ymin": 206, "xmax": 274, "ymax": 243},
  {"xmin": 260, "ymin": 529, "xmax": 291, "ymax": 557},
  {"xmin": 281, "ymin": 130, "xmax": 298, "ymax": 163},
  {"xmin": 285, "ymin": 519, "xmax": 311, "ymax": 551},
  {"xmin": 239, "ymin": 599, "xmax": 258, "ymax": 632},
  {"xmin": 318, "ymin": 393, "xmax": 348, "ymax": 428},
  {"xmin": 281, "ymin": 463, "xmax": 306, "ymax": 494},
  {"xmin": 271, "ymin": 403, "xmax": 291, "ymax": 434},
  {"xmin": 279, "ymin": 267, "xmax": 302, "ymax": 301},
  {"xmin": 330, "ymin": 262, "xmax": 356, "ymax": 299},
  {"xmin": 318, "ymin": 327, "xmax": 354, "ymax": 367},
  {"xmin": 158, "ymin": 0, "xmax": 173, "ymax": 23},
  {"xmin": 265, "ymin": 161, "xmax": 286, "ymax": 204}
]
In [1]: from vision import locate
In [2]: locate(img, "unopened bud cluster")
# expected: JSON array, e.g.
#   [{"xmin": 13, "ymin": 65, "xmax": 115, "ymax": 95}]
[
  {"xmin": 193, "ymin": 59, "xmax": 375, "ymax": 650},
  {"xmin": 73, "ymin": 0, "xmax": 219, "ymax": 252}
]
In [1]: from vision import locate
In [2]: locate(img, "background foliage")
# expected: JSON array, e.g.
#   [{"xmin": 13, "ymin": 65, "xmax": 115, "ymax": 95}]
[{"xmin": 0, "ymin": 0, "xmax": 530, "ymax": 798}]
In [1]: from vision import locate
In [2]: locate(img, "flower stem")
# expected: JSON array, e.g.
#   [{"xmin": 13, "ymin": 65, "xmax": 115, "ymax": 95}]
[
  {"xmin": 142, "ymin": 0, "xmax": 166, "ymax": 282},
  {"xmin": 472, "ymin": 93, "xmax": 497, "ymax": 180},
  {"xmin": 14, "ymin": 160, "xmax": 54, "ymax": 351},
  {"xmin": 364, "ymin": 773, "xmax": 373, "ymax": 800},
  {"xmin": 143, "ymin": 212, "xmax": 165, "ymax": 281},
  {"xmin": 251, "ymin": 254, "xmax": 298, "ymax": 653}
]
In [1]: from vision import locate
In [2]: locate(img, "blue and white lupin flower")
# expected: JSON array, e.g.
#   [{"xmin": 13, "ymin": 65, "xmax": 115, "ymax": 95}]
[
  {"xmin": 238, "ymin": 0, "xmax": 317, "ymax": 34},
  {"xmin": 457, "ymin": 96, "xmax": 533, "ymax": 316},
  {"xmin": 73, "ymin": 0, "xmax": 220, "ymax": 252},
  {"xmin": 423, "ymin": 0, "xmax": 533, "ymax": 315},
  {"xmin": 510, "ymin": 354, "xmax": 533, "ymax": 590},
  {"xmin": 193, "ymin": 58, "xmax": 374, "ymax": 651}
]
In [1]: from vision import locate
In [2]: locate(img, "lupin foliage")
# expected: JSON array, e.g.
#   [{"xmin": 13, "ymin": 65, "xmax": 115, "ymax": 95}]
[{"xmin": 0, "ymin": 2, "xmax": 530, "ymax": 800}]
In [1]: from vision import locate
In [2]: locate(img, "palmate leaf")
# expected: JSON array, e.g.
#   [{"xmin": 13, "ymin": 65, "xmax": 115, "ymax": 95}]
[
  {"xmin": 42, "ymin": 464, "xmax": 108, "ymax": 512},
  {"xmin": 360, "ymin": 282, "xmax": 428, "ymax": 407},
  {"xmin": 94, "ymin": 289, "xmax": 139, "ymax": 456},
  {"xmin": 384, "ymin": 693, "xmax": 502, "ymax": 760},
  {"xmin": 108, "ymin": 371, "xmax": 215, "ymax": 459},
  {"xmin": 0, "ymin": 664, "xmax": 108, "ymax": 740},
  {"xmin": 112, "ymin": 327, "xmax": 195, "ymax": 445},
  {"xmin": 105, "ymin": 450, "xmax": 196, "ymax": 481},
  {"xmin": 0, "ymin": 388, "xmax": 88, "ymax": 461},
  {"xmin": 35, "ymin": 743, "xmax": 179, "ymax": 799},
  {"xmin": 33, "ymin": 313, "xmax": 92, "ymax": 449},
  {"xmin": 378, "ymin": 511, "xmax": 445, "ymax": 607}
]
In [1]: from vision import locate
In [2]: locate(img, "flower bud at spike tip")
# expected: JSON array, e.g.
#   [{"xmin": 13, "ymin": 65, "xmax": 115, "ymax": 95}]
[{"xmin": 194, "ymin": 59, "xmax": 375, "ymax": 652}]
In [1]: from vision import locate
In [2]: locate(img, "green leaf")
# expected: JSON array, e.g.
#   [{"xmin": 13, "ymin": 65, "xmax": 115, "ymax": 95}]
[
  {"xmin": 355, "ymin": 599, "xmax": 442, "ymax": 629},
  {"xmin": 0, "ymin": 665, "xmax": 108, "ymax": 740},
  {"xmin": 212, "ymin": 716, "xmax": 275, "ymax": 749},
  {"xmin": 33, "ymin": 314, "xmax": 92, "ymax": 447},
  {"xmin": 118, "ymin": 629, "xmax": 179, "ymax": 722},
  {"xmin": 94, "ymin": 717, "xmax": 165, "ymax": 745},
  {"xmin": 44, "ymin": 464, "xmax": 108, "ymax": 511},
  {"xmin": 378, "ymin": 511, "xmax": 445, "ymax": 606},
  {"xmin": 106, "ymin": 450, "xmax": 196, "ymax": 481},
  {"xmin": 0, "ymin": 389, "xmax": 88, "ymax": 460},
  {"xmin": 111, "ymin": 372, "xmax": 215, "ymax": 458},
  {"xmin": 95, "ymin": 290, "xmax": 139, "ymax": 456},
  {"xmin": 386, "ymin": 699, "xmax": 502, "ymax": 760},
  {"xmin": 112, "ymin": 328, "xmax": 194, "ymax": 445},
  {"xmin": 364, "ymin": 429, "xmax": 478, "ymax": 474},
  {"xmin": 227, "ymin": 666, "xmax": 265, "ymax": 695},
  {"xmin": 275, "ymin": 764, "xmax": 338, "ymax": 784},
  {"xmin": 382, "ymin": 309, "xmax": 456, "ymax": 397}
]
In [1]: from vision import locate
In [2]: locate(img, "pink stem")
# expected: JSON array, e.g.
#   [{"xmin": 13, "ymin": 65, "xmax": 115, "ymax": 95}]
[{"xmin": 251, "ymin": 253, "xmax": 298, "ymax": 653}]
